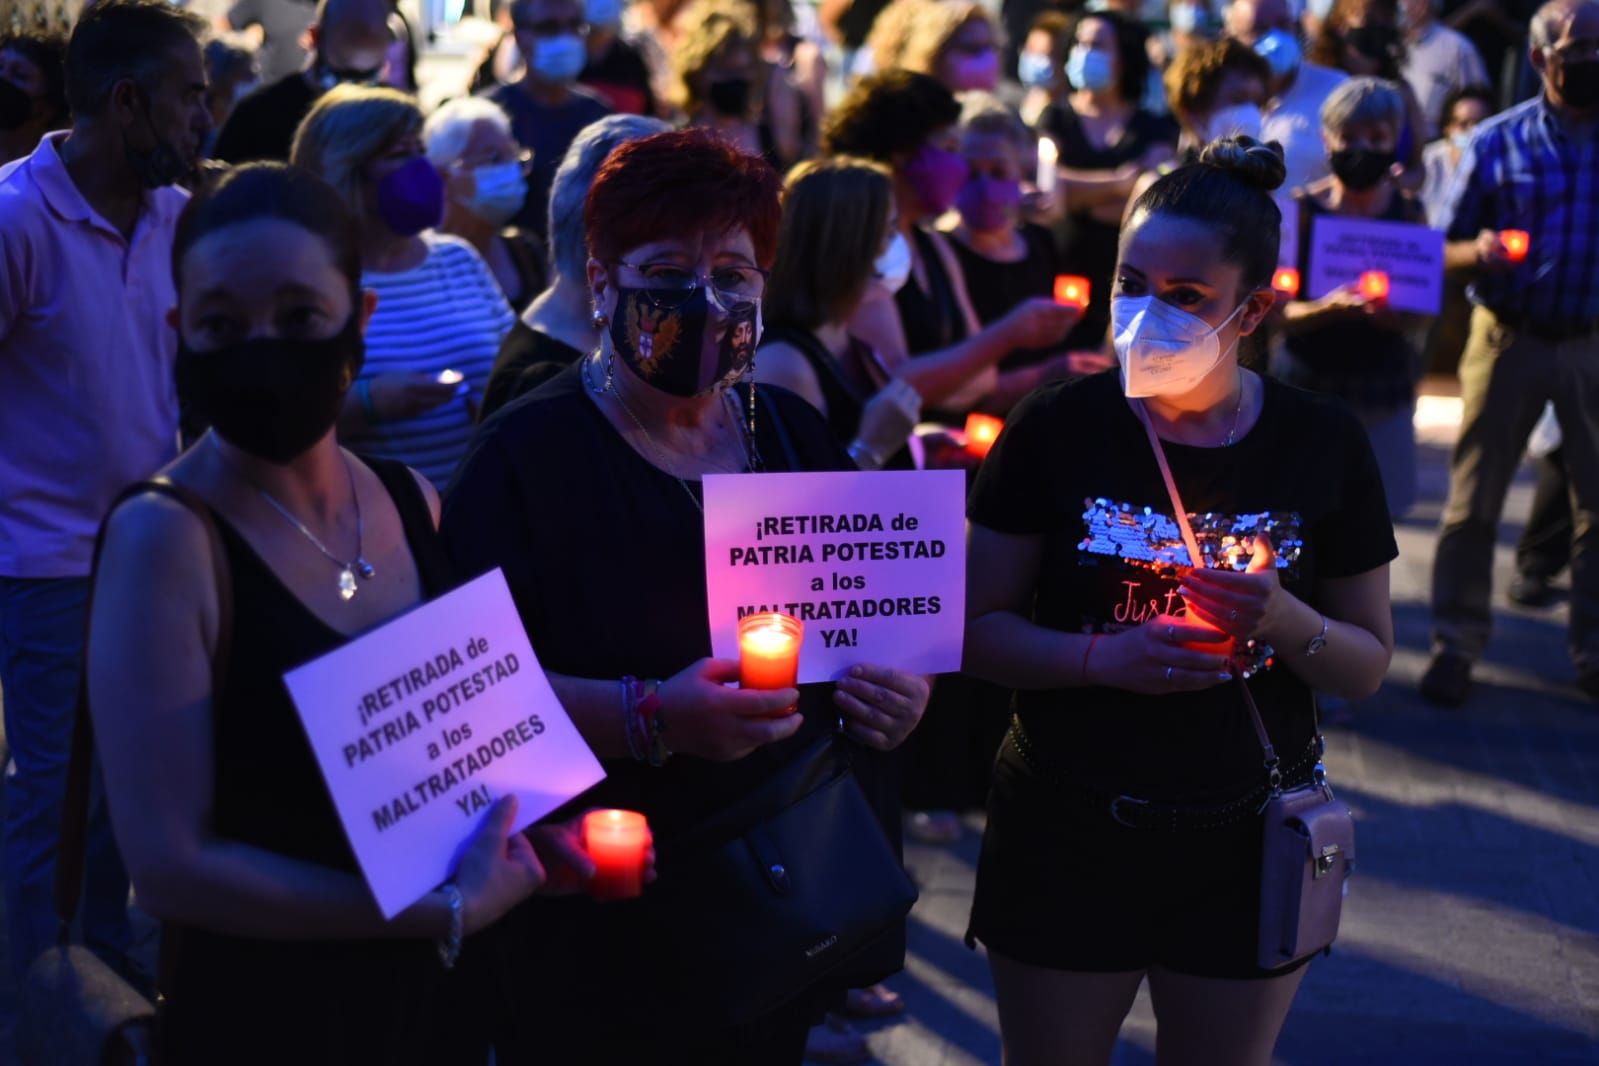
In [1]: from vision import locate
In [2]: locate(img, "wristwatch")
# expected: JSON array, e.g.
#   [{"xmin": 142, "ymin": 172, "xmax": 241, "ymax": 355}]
[{"xmin": 1304, "ymin": 615, "xmax": 1329, "ymax": 657}]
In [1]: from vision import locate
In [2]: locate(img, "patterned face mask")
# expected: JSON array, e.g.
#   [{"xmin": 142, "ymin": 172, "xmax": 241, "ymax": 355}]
[{"xmin": 609, "ymin": 284, "xmax": 762, "ymax": 397}]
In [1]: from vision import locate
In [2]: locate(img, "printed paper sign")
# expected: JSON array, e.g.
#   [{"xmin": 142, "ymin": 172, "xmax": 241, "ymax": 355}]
[
  {"xmin": 703, "ymin": 470, "xmax": 966, "ymax": 682},
  {"xmin": 283, "ymin": 569, "xmax": 605, "ymax": 918},
  {"xmin": 1306, "ymin": 215, "xmax": 1445, "ymax": 314}
]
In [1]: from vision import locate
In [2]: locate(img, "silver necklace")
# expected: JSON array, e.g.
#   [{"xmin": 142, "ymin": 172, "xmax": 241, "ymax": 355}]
[
  {"xmin": 581, "ymin": 352, "xmax": 749, "ymax": 513},
  {"xmin": 1224, "ymin": 368, "xmax": 1248, "ymax": 447},
  {"xmin": 209, "ymin": 435, "xmax": 375, "ymax": 601}
]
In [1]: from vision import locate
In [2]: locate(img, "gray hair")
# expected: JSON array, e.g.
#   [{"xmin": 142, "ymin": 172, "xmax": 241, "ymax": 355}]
[
  {"xmin": 958, "ymin": 93, "xmax": 1031, "ymax": 155},
  {"xmin": 423, "ymin": 96, "xmax": 514, "ymax": 168},
  {"xmin": 1531, "ymin": 0, "xmax": 1594, "ymax": 49},
  {"xmin": 548, "ymin": 113, "xmax": 670, "ymax": 286},
  {"xmin": 1320, "ymin": 76, "xmax": 1404, "ymax": 137}
]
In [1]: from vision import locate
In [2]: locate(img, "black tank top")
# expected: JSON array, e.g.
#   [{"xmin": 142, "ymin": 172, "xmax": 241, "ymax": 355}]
[
  {"xmin": 161, "ymin": 457, "xmax": 478, "ymax": 1066},
  {"xmin": 759, "ymin": 324, "xmax": 914, "ymax": 470},
  {"xmin": 893, "ymin": 227, "xmax": 969, "ymax": 356}
]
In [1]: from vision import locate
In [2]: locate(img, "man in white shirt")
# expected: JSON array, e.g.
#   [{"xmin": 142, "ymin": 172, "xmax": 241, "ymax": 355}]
[
  {"xmin": 1224, "ymin": 0, "xmax": 1349, "ymax": 192},
  {"xmin": 1401, "ymin": 0, "xmax": 1492, "ymax": 138}
]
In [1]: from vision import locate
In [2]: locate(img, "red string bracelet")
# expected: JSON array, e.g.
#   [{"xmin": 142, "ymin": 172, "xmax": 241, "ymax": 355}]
[{"xmin": 1080, "ymin": 634, "xmax": 1103, "ymax": 686}]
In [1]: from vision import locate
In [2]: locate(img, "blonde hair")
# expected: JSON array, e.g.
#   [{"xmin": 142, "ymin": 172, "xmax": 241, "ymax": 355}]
[
  {"xmin": 867, "ymin": 0, "xmax": 996, "ymax": 77},
  {"xmin": 290, "ymin": 84, "xmax": 422, "ymax": 222},
  {"xmin": 767, "ymin": 157, "xmax": 893, "ymax": 330},
  {"xmin": 670, "ymin": 0, "xmax": 759, "ymax": 114}
]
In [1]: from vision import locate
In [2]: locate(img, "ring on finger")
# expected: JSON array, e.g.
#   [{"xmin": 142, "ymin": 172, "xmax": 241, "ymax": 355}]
[
  {"xmin": 1165, "ymin": 665, "xmax": 1174, "ymax": 682},
  {"xmin": 1166, "ymin": 624, "xmax": 1176, "ymax": 643}
]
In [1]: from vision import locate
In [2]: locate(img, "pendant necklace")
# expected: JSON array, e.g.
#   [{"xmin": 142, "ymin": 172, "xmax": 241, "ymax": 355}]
[
  {"xmin": 581, "ymin": 352, "xmax": 749, "ymax": 514},
  {"xmin": 209, "ymin": 434, "xmax": 375, "ymax": 601},
  {"xmin": 1224, "ymin": 367, "xmax": 1248, "ymax": 447}
]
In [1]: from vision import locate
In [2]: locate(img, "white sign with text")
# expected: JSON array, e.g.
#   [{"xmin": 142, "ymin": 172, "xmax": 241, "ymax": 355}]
[
  {"xmin": 283, "ymin": 569, "xmax": 605, "ymax": 918},
  {"xmin": 1307, "ymin": 215, "xmax": 1445, "ymax": 314},
  {"xmin": 703, "ymin": 470, "xmax": 967, "ymax": 683}
]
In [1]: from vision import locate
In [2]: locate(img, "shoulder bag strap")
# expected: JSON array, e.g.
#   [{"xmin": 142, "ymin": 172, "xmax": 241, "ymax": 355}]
[
  {"xmin": 1130, "ymin": 401, "xmax": 1284, "ymax": 789},
  {"xmin": 53, "ymin": 478, "xmax": 236, "ymax": 939}
]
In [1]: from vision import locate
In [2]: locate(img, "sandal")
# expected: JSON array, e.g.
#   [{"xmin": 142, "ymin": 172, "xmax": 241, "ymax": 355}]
[{"xmin": 841, "ymin": 983, "xmax": 905, "ymax": 1019}]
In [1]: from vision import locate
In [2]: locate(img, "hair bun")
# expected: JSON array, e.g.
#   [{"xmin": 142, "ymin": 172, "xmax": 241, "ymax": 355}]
[{"xmin": 1198, "ymin": 135, "xmax": 1287, "ymax": 193}]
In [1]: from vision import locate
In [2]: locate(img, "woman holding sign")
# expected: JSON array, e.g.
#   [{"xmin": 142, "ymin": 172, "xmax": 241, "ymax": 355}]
[
  {"xmin": 963, "ymin": 137, "xmax": 1396, "ymax": 1066},
  {"xmin": 1270, "ymin": 76, "xmax": 1428, "ymax": 517},
  {"xmin": 86, "ymin": 165, "xmax": 574, "ymax": 1065},
  {"xmin": 442, "ymin": 129, "xmax": 932, "ymax": 1064}
]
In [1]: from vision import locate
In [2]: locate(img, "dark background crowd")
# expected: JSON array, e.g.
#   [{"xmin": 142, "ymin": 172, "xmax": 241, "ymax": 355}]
[{"xmin": 1, "ymin": 0, "xmax": 1595, "ymax": 1061}]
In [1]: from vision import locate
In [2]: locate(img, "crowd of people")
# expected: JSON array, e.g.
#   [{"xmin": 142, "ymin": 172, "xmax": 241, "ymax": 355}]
[{"xmin": 0, "ymin": 0, "xmax": 1594, "ymax": 1061}]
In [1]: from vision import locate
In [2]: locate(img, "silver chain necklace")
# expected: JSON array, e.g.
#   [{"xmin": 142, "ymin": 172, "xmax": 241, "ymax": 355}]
[
  {"xmin": 581, "ymin": 352, "xmax": 749, "ymax": 514},
  {"xmin": 1224, "ymin": 368, "xmax": 1248, "ymax": 447},
  {"xmin": 209, "ymin": 434, "xmax": 375, "ymax": 601}
]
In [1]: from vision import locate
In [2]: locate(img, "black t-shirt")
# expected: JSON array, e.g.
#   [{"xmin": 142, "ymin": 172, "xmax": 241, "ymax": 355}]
[
  {"xmin": 968, "ymin": 371, "xmax": 1397, "ymax": 800},
  {"xmin": 949, "ymin": 222, "xmax": 1060, "ymax": 369},
  {"xmin": 439, "ymin": 366, "xmax": 884, "ymax": 1022},
  {"xmin": 580, "ymin": 37, "xmax": 657, "ymax": 116},
  {"xmin": 479, "ymin": 320, "xmax": 583, "ymax": 420},
  {"xmin": 212, "ymin": 72, "xmax": 318, "ymax": 164}
]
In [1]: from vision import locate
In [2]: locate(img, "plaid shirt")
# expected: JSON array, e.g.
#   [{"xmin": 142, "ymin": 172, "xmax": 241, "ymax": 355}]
[{"xmin": 1444, "ymin": 94, "xmax": 1599, "ymax": 324}]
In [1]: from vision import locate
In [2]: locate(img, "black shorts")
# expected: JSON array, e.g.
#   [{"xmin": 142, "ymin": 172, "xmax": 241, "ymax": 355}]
[{"xmin": 966, "ymin": 734, "xmax": 1315, "ymax": 981}]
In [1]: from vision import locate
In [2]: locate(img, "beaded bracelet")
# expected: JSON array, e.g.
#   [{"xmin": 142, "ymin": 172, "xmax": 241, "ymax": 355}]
[
  {"xmin": 637, "ymin": 679, "xmax": 671, "ymax": 767},
  {"xmin": 620, "ymin": 676, "xmax": 644, "ymax": 763}
]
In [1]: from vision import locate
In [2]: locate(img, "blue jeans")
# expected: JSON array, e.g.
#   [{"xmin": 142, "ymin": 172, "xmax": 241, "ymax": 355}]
[{"xmin": 0, "ymin": 576, "xmax": 132, "ymax": 980}]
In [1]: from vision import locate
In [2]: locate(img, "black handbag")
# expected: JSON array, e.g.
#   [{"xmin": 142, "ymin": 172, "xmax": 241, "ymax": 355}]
[
  {"xmin": 18, "ymin": 479, "xmax": 233, "ymax": 1066},
  {"xmin": 648, "ymin": 731, "xmax": 919, "ymax": 1027}
]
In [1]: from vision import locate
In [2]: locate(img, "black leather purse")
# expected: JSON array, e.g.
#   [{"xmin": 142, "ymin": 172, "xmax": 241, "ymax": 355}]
[{"xmin": 648, "ymin": 730, "xmax": 919, "ymax": 1027}]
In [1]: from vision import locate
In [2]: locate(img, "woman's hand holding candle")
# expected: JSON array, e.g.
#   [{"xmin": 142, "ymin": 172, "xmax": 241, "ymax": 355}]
[
  {"xmin": 1178, "ymin": 535, "xmax": 1289, "ymax": 644},
  {"xmin": 1084, "ymin": 617, "xmax": 1235, "ymax": 695},
  {"xmin": 453, "ymin": 795, "xmax": 547, "ymax": 934},
  {"xmin": 524, "ymin": 815, "xmax": 606, "ymax": 895},
  {"xmin": 654, "ymin": 657, "xmax": 803, "ymax": 762},
  {"xmin": 833, "ymin": 665, "xmax": 932, "ymax": 750}
]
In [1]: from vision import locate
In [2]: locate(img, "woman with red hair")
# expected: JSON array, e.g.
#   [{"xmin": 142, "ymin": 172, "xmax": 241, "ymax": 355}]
[{"xmin": 441, "ymin": 129, "xmax": 931, "ymax": 1064}]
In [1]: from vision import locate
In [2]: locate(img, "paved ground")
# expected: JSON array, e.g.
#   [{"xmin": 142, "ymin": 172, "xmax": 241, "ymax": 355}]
[
  {"xmin": 1, "ymin": 390, "xmax": 1596, "ymax": 1064},
  {"xmin": 856, "ymin": 394, "xmax": 1599, "ymax": 1065}
]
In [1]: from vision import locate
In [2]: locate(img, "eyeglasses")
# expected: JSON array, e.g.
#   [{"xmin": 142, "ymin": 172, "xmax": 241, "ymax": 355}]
[
  {"xmin": 615, "ymin": 260, "xmax": 769, "ymax": 310},
  {"xmin": 1548, "ymin": 38, "xmax": 1599, "ymax": 61}
]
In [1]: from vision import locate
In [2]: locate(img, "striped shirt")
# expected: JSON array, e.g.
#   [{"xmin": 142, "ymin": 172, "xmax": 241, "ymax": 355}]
[
  {"xmin": 1443, "ymin": 94, "xmax": 1599, "ymax": 324},
  {"xmin": 349, "ymin": 233, "xmax": 514, "ymax": 489}
]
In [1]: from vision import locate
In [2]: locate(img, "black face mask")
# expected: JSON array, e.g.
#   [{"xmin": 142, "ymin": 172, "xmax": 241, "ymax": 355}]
[
  {"xmin": 1345, "ymin": 24, "xmax": 1400, "ymax": 64},
  {"xmin": 706, "ymin": 77, "xmax": 753, "ymax": 118},
  {"xmin": 1329, "ymin": 145, "xmax": 1395, "ymax": 190},
  {"xmin": 125, "ymin": 88, "xmax": 192, "ymax": 189},
  {"xmin": 175, "ymin": 312, "xmax": 365, "ymax": 464},
  {"xmin": 609, "ymin": 285, "xmax": 759, "ymax": 397},
  {"xmin": 0, "ymin": 76, "xmax": 31, "ymax": 131},
  {"xmin": 1559, "ymin": 58, "xmax": 1599, "ymax": 109}
]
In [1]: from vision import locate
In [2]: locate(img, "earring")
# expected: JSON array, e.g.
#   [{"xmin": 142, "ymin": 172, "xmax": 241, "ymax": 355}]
[
  {"xmin": 744, "ymin": 354, "xmax": 760, "ymax": 469},
  {"xmin": 592, "ymin": 308, "xmax": 608, "ymax": 330}
]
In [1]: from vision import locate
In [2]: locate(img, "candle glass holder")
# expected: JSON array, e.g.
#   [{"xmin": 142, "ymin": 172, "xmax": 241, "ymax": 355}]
[
  {"xmin": 965, "ymin": 413, "xmax": 1005, "ymax": 459},
  {"xmin": 1054, "ymin": 275, "xmax": 1090, "ymax": 310},
  {"xmin": 583, "ymin": 809, "xmax": 651, "ymax": 900},
  {"xmin": 738, "ymin": 612, "xmax": 803, "ymax": 715}
]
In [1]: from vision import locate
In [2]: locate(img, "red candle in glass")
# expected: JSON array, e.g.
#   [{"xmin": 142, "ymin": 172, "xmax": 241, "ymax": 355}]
[
  {"xmin": 1272, "ymin": 267, "xmax": 1301, "ymax": 297},
  {"xmin": 1499, "ymin": 229, "xmax": 1530, "ymax": 263},
  {"xmin": 583, "ymin": 809, "xmax": 651, "ymax": 900},
  {"xmin": 1358, "ymin": 271, "xmax": 1390, "ymax": 302},
  {"xmin": 738, "ymin": 612, "xmax": 802, "ymax": 714},
  {"xmin": 1054, "ymin": 275, "xmax": 1090, "ymax": 310},
  {"xmin": 965, "ymin": 412, "xmax": 1005, "ymax": 459}
]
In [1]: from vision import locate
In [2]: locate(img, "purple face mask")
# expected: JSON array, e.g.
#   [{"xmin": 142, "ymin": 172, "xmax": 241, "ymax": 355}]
[
  {"xmin": 947, "ymin": 48, "xmax": 1000, "ymax": 91},
  {"xmin": 904, "ymin": 144, "xmax": 970, "ymax": 217},
  {"xmin": 954, "ymin": 176, "xmax": 1022, "ymax": 233},
  {"xmin": 375, "ymin": 156, "xmax": 445, "ymax": 236}
]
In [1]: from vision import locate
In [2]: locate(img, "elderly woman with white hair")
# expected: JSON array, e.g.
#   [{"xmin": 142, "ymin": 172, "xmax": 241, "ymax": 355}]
[
  {"xmin": 480, "ymin": 112, "xmax": 669, "ymax": 418},
  {"xmin": 292, "ymin": 85, "xmax": 515, "ymax": 487},
  {"xmin": 423, "ymin": 95, "xmax": 547, "ymax": 309},
  {"xmin": 1271, "ymin": 75, "xmax": 1426, "ymax": 517}
]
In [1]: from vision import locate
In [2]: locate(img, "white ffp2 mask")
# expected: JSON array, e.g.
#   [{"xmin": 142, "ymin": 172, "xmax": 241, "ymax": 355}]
[{"xmin": 1112, "ymin": 295, "xmax": 1246, "ymax": 398}]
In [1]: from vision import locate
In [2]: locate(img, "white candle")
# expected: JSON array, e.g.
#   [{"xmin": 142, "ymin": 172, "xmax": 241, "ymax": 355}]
[{"xmin": 1036, "ymin": 136, "xmax": 1058, "ymax": 197}]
